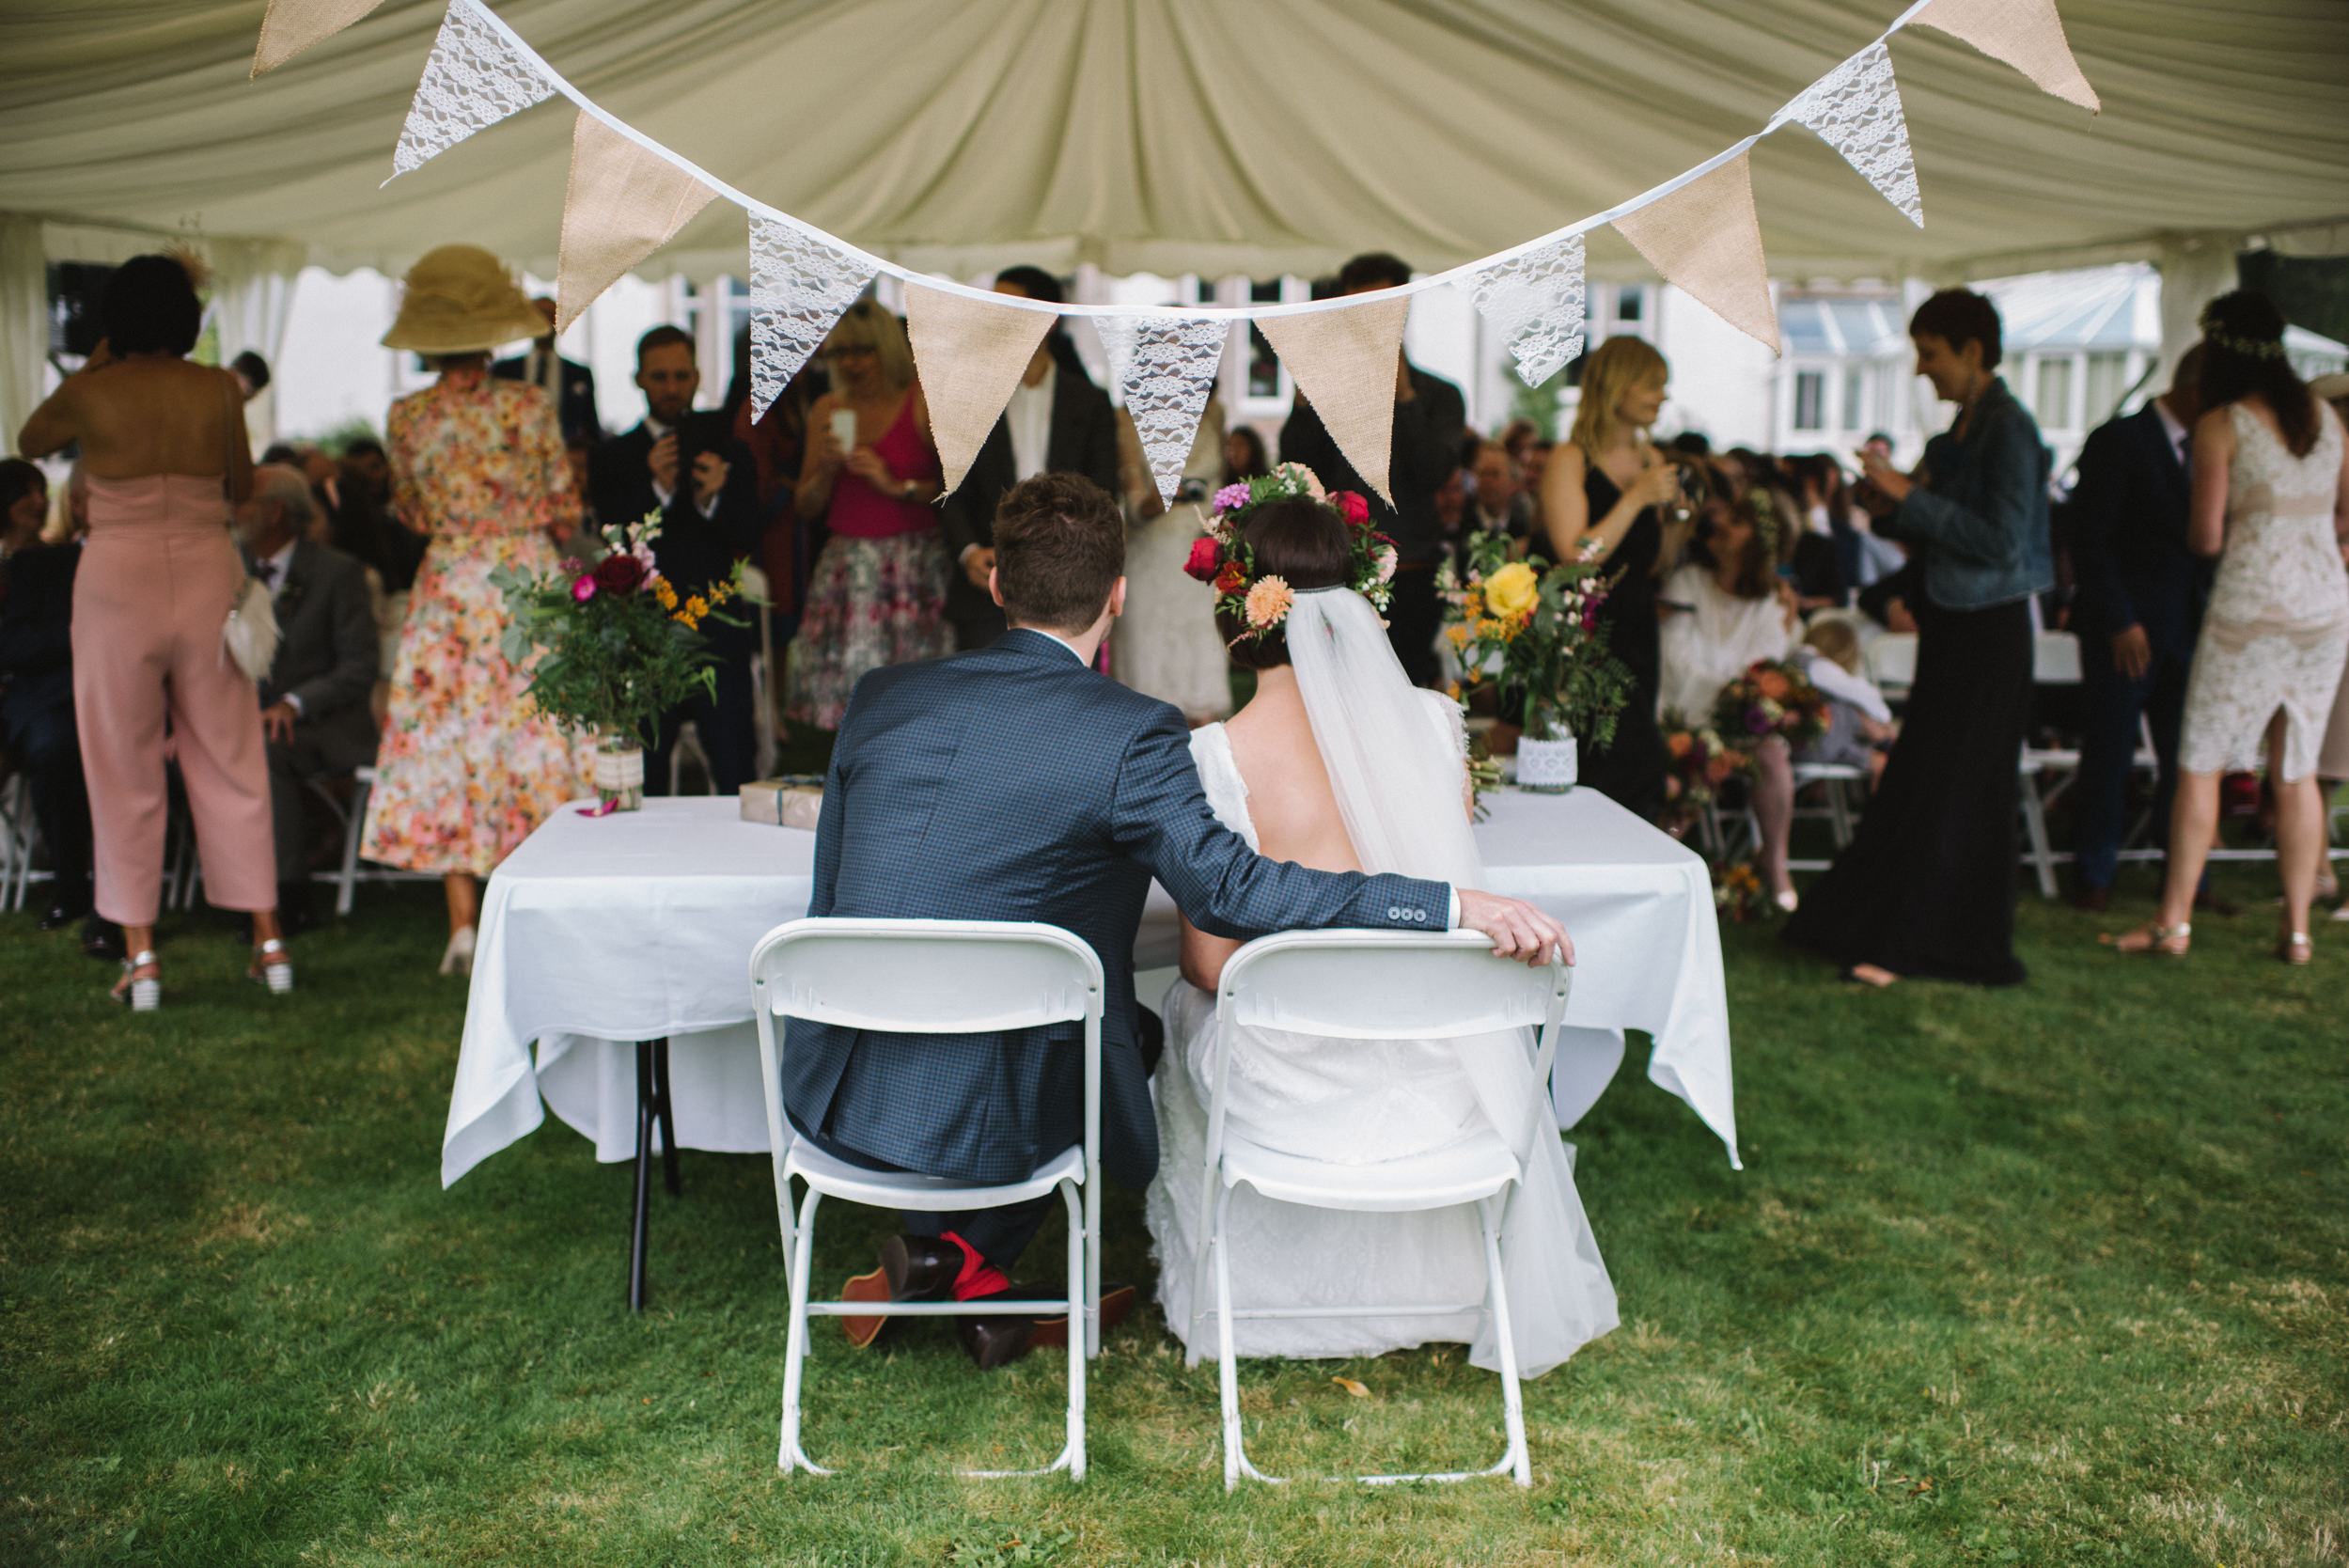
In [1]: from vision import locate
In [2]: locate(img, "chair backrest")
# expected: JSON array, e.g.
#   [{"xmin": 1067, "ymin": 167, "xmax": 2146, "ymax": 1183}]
[
  {"xmin": 1202, "ymin": 930, "xmax": 1571, "ymax": 1184},
  {"xmin": 2033, "ymin": 631, "xmax": 2083, "ymax": 685},
  {"xmin": 1864, "ymin": 632, "xmax": 1918, "ymax": 689}
]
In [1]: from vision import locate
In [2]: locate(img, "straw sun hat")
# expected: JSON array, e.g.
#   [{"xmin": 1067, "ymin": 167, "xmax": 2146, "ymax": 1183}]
[{"xmin": 381, "ymin": 243, "xmax": 548, "ymax": 355}]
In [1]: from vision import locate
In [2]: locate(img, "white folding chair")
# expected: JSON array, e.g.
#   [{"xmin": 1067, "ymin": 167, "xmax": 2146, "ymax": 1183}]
[
  {"xmin": 748, "ymin": 917, "xmax": 1104, "ymax": 1480},
  {"xmin": 2018, "ymin": 632, "xmax": 2086, "ymax": 899},
  {"xmin": 1192, "ymin": 929, "xmax": 1570, "ymax": 1492},
  {"xmin": 0, "ymin": 769, "xmax": 45, "ymax": 911},
  {"xmin": 667, "ymin": 721, "xmax": 716, "ymax": 795},
  {"xmin": 1864, "ymin": 631, "xmax": 1918, "ymax": 698}
]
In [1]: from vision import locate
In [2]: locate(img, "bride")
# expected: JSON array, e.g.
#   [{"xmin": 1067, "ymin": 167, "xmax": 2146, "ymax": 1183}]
[{"xmin": 1145, "ymin": 467, "xmax": 1618, "ymax": 1379}]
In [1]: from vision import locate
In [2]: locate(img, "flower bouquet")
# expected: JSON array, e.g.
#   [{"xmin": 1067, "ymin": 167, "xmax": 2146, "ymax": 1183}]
[
  {"xmin": 491, "ymin": 512, "xmax": 744, "ymax": 811},
  {"xmin": 1442, "ymin": 531, "xmax": 1632, "ymax": 791},
  {"xmin": 1713, "ymin": 657, "xmax": 1830, "ymax": 753},
  {"xmin": 1660, "ymin": 718, "xmax": 1751, "ymax": 824}
]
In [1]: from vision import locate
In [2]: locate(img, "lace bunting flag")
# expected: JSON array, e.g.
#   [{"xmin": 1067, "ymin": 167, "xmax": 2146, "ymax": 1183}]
[
  {"xmin": 1098, "ymin": 315, "xmax": 1230, "ymax": 506},
  {"xmin": 1783, "ymin": 43, "xmax": 1923, "ymax": 227},
  {"xmin": 748, "ymin": 217, "xmax": 874, "ymax": 420},
  {"xmin": 1467, "ymin": 233, "xmax": 1586, "ymax": 387},
  {"xmin": 388, "ymin": 1, "xmax": 555, "ymax": 181}
]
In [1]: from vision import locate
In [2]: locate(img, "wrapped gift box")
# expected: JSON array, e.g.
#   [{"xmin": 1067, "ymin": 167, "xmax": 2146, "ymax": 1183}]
[{"xmin": 739, "ymin": 776, "xmax": 825, "ymax": 830}]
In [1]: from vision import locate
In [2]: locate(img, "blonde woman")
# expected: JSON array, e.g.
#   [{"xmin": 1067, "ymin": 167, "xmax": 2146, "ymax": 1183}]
[
  {"xmin": 786, "ymin": 300, "xmax": 947, "ymax": 729},
  {"xmin": 1539, "ymin": 336, "xmax": 1685, "ymax": 821}
]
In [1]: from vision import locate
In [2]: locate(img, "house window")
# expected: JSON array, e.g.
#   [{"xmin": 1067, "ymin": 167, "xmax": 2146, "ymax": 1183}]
[
  {"xmin": 2035, "ymin": 356, "xmax": 2075, "ymax": 429},
  {"xmin": 1615, "ymin": 285, "xmax": 1644, "ymax": 327},
  {"xmin": 1841, "ymin": 368, "xmax": 1865, "ymax": 431},
  {"xmin": 2083, "ymin": 352, "xmax": 2130, "ymax": 427},
  {"xmin": 1793, "ymin": 370, "xmax": 1825, "ymax": 431}
]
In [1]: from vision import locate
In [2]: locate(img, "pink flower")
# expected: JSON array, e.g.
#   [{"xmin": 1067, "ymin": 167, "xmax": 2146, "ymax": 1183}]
[
  {"xmin": 1331, "ymin": 490, "xmax": 1370, "ymax": 526},
  {"xmin": 1213, "ymin": 483, "xmax": 1253, "ymax": 514},
  {"xmin": 561, "ymin": 556, "xmax": 587, "ymax": 576},
  {"xmin": 1244, "ymin": 574, "xmax": 1293, "ymax": 631},
  {"xmin": 1375, "ymin": 546, "xmax": 1397, "ymax": 583},
  {"xmin": 1278, "ymin": 463, "xmax": 1326, "ymax": 501},
  {"xmin": 631, "ymin": 543, "xmax": 661, "ymax": 582},
  {"xmin": 1182, "ymin": 535, "xmax": 1223, "ymax": 583},
  {"xmin": 571, "ymin": 575, "xmax": 597, "ymax": 604}
]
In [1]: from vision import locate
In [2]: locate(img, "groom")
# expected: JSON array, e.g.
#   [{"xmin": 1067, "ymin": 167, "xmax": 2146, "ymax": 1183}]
[{"xmin": 786, "ymin": 472, "xmax": 1570, "ymax": 1367}]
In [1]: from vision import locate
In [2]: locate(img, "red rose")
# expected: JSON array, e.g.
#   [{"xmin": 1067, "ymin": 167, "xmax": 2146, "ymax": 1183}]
[
  {"xmin": 1331, "ymin": 490, "xmax": 1370, "ymax": 526},
  {"xmin": 1214, "ymin": 561, "xmax": 1247, "ymax": 594},
  {"xmin": 1183, "ymin": 536, "xmax": 1223, "ymax": 583},
  {"xmin": 591, "ymin": 553, "xmax": 646, "ymax": 596}
]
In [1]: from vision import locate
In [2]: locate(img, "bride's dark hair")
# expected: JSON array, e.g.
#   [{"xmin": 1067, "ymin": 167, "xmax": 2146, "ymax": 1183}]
[{"xmin": 1216, "ymin": 495, "xmax": 1353, "ymax": 672}]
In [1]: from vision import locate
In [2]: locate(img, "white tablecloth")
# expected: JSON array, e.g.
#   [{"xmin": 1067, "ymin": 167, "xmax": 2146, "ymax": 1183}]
[{"xmin": 444, "ymin": 791, "xmax": 1737, "ymax": 1186}]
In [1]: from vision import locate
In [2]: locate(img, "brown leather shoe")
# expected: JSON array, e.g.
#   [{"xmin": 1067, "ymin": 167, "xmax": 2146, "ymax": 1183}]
[
  {"xmin": 958, "ymin": 1281, "xmax": 1138, "ymax": 1368},
  {"xmin": 839, "ymin": 1234, "xmax": 960, "ymax": 1347}
]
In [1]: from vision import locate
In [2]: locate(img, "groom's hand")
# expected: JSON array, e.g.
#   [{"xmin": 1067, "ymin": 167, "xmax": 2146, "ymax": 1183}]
[{"xmin": 1455, "ymin": 888, "xmax": 1574, "ymax": 968}]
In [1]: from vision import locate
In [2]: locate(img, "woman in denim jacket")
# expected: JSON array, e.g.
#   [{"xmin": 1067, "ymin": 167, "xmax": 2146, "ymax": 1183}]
[{"xmin": 1787, "ymin": 290, "xmax": 2051, "ymax": 987}]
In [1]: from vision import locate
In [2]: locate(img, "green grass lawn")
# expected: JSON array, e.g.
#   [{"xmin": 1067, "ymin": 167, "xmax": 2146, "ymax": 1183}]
[{"xmin": 2, "ymin": 856, "xmax": 2343, "ymax": 1566}]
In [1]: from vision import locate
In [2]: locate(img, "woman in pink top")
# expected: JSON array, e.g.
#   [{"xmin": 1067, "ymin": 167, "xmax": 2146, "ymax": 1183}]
[
  {"xmin": 786, "ymin": 300, "xmax": 947, "ymax": 729},
  {"xmin": 18, "ymin": 254, "xmax": 290, "ymax": 1008}
]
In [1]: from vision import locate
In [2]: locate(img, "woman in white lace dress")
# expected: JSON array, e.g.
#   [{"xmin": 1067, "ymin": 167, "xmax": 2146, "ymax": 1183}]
[
  {"xmin": 1110, "ymin": 399, "xmax": 1233, "ymax": 722},
  {"xmin": 2112, "ymin": 293, "xmax": 2349, "ymax": 962},
  {"xmin": 1144, "ymin": 485, "xmax": 1616, "ymax": 1380}
]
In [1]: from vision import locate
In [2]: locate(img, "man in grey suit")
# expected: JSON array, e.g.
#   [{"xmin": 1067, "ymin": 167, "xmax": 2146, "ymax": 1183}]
[
  {"xmin": 791, "ymin": 472, "xmax": 1569, "ymax": 1367},
  {"xmin": 937, "ymin": 266, "xmax": 1120, "ymax": 651},
  {"xmin": 235, "ymin": 465, "xmax": 381, "ymax": 929}
]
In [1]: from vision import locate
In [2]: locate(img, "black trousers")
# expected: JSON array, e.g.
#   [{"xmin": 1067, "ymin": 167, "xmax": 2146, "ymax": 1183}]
[
  {"xmin": 265, "ymin": 718, "xmax": 379, "ymax": 891},
  {"xmin": 1386, "ymin": 565, "xmax": 1443, "ymax": 688},
  {"xmin": 791, "ymin": 1007, "xmax": 1165, "ymax": 1278},
  {"xmin": 648, "ymin": 651, "xmax": 756, "ymax": 795},
  {"xmin": 0, "ymin": 689, "xmax": 93, "ymax": 906},
  {"xmin": 2072, "ymin": 626, "xmax": 2192, "ymax": 891}
]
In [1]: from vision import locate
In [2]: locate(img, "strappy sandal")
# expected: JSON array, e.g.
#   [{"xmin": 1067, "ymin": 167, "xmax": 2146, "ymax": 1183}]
[
  {"xmin": 2278, "ymin": 931, "xmax": 2312, "ymax": 966},
  {"xmin": 2103, "ymin": 921, "xmax": 2191, "ymax": 957},
  {"xmin": 111, "ymin": 950, "xmax": 162, "ymax": 1011},
  {"xmin": 247, "ymin": 938, "xmax": 295, "ymax": 995}
]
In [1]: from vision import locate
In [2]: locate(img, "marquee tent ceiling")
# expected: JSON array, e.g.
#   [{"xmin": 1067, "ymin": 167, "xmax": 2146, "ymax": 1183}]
[{"xmin": 4, "ymin": 0, "xmax": 2347, "ymax": 285}]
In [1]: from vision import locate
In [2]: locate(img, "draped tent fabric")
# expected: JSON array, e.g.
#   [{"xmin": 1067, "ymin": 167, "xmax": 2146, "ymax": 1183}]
[{"xmin": 2, "ymin": 1, "xmax": 2342, "ymax": 296}]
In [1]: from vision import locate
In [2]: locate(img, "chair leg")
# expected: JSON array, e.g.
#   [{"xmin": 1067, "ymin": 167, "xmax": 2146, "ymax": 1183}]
[
  {"xmin": 2020, "ymin": 774, "xmax": 2059, "ymax": 899},
  {"xmin": 337, "ymin": 777, "xmax": 368, "ymax": 917},
  {"xmin": 1085, "ymin": 1171, "xmax": 1103, "ymax": 1360},
  {"xmin": 1828, "ymin": 778, "xmax": 1854, "ymax": 847},
  {"xmin": 778, "ymin": 1184, "xmax": 827, "ymax": 1475},
  {"xmin": 1479, "ymin": 1194, "xmax": 1531, "ymax": 1488},
  {"xmin": 1061, "ymin": 1177, "xmax": 1087, "ymax": 1481},
  {"xmin": 1214, "ymin": 1182, "xmax": 1243, "ymax": 1492}
]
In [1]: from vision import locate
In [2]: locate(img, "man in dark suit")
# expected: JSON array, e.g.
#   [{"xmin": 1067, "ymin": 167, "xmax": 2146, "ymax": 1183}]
[
  {"xmin": 938, "ymin": 266, "xmax": 1120, "ymax": 651},
  {"xmin": 1281, "ymin": 253, "xmax": 1466, "ymax": 687},
  {"xmin": 588, "ymin": 325, "xmax": 765, "ymax": 793},
  {"xmin": 789, "ymin": 472, "xmax": 1570, "ymax": 1367},
  {"xmin": 492, "ymin": 297, "xmax": 603, "ymax": 447},
  {"xmin": 235, "ymin": 466, "xmax": 381, "ymax": 929},
  {"xmin": 2068, "ymin": 344, "xmax": 2209, "ymax": 910},
  {"xmin": 0, "ymin": 492, "xmax": 93, "ymax": 932}
]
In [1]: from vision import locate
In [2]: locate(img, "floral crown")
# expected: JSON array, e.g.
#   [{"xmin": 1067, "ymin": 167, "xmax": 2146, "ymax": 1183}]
[
  {"xmin": 1181, "ymin": 462, "xmax": 1398, "ymax": 644},
  {"xmin": 2199, "ymin": 305, "xmax": 2287, "ymax": 363}
]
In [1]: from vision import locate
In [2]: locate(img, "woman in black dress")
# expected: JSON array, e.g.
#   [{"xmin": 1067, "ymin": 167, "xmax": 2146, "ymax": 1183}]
[
  {"xmin": 1540, "ymin": 336, "xmax": 1687, "ymax": 821},
  {"xmin": 1784, "ymin": 290, "xmax": 2053, "ymax": 987}
]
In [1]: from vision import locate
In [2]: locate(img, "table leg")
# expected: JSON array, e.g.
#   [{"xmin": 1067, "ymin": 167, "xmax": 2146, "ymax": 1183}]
[
  {"xmin": 627, "ymin": 1037, "xmax": 668, "ymax": 1313},
  {"xmin": 651, "ymin": 1037, "xmax": 681, "ymax": 1198}
]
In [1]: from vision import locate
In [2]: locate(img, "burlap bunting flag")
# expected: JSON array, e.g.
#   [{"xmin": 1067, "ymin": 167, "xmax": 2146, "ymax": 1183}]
[
  {"xmin": 556, "ymin": 112, "xmax": 718, "ymax": 333},
  {"xmin": 903, "ymin": 284, "xmax": 1057, "ymax": 497},
  {"xmin": 1917, "ymin": 0, "xmax": 2099, "ymax": 113},
  {"xmin": 252, "ymin": 0, "xmax": 384, "ymax": 77},
  {"xmin": 1256, "ymin": 296, "xmax": 1410, "ymax": 506},
  {"xmin": 1612, "ymin": 154, "xmax": 1779, "ymax": 353}
]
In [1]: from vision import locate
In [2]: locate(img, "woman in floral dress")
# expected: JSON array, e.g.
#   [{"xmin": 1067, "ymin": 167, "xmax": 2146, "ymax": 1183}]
[{"xmin": 359, "ymin": 245, "xmax": 594, "ymax": 975}]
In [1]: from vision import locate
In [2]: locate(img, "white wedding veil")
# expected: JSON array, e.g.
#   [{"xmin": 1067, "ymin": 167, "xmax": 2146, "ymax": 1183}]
[{"xmin": 1284, "ymin": 587, "xmax": 1619, "ymax": 1376}]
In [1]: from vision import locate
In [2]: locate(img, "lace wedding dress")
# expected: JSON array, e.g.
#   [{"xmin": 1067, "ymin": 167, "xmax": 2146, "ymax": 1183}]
[
  {"xmin": 1143, "ymin": 589, "xmax": 1617, "ymax": 1378},
  {"xmin": 2180, "ymin": 401, "xmax": 2348, "ymax": 781}
]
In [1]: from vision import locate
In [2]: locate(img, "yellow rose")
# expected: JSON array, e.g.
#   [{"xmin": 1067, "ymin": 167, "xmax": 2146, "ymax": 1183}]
[{"xmin": 1483, "ymin": 561, "xmax": 1539, "ymax": 619}]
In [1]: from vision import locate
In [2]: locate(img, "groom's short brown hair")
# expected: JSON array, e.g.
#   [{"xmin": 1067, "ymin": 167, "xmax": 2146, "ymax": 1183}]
[{"xmin": 993, "ymin": 473, "xmax": 1125, "ymax": 633}]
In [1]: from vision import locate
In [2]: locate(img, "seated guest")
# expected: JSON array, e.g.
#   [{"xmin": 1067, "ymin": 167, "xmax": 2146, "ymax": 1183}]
[
  {"xmin": 0, "ymin": 460, "xmax": 96, "ymax": 932},
  {"xmin": 493, "ymin": 296, "xmax": 603, "ymax": 447},
  {"xmin": 787, "ymin": 301, "xmax": 948, "ymax": 729},
  {"xmin": 795, "ymin": 471, "xmax": 1567, "ymax": 1369},
  {"xmin": 1281, "ymin": 253, "xmax": 1466, "ymax": 685},
  {"xmin": 1659, "ymin": 491, "xmax": 1801, "ymax": 907},
  {"xmin": 938, "ymin": 266, "xmax": 1119, "ymax": 652},
  {"xmin": 230, "ymin": 351, "xmax": 270, "ymax": 404},
  {"xmin": 235, "ymin": 465, "xmax": 381, "ymax": 929},
  {"xmin": 1796, "ymin": 617, "xmax": 1895, "ymax": 790},
  {"xmin": 1464, "ymin": 439, "xmax": 1535, "ymax": 561},
  {"xmin": 588, "ymin": 325, "xmax": 763, "ymax": 792}
]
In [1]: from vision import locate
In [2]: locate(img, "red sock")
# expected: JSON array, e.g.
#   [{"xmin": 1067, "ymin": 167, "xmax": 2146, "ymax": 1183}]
[{"xmin": 942, "ymin": 1231, "xmax": 1010, "ymax": 1300}]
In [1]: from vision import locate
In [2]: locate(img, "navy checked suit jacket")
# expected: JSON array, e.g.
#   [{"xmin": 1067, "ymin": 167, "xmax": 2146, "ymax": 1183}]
[{"xmin": 783, "ymin": 628, "xmax": 1452, "ymax": 1189}]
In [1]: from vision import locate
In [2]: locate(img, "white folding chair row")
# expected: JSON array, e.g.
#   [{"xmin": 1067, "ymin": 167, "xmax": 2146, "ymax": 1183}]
[
  {"xmin": 311, "ymin": 765, "xmax": 437, "ymax": 916},
  {"xmin": 1192, "ymin": 929, "xmax": 1570, "ymax": 1491},
  {"xmin": 0, "ymin": 770, "xmax": 48, "ymax": 911},
  {"xmin": 749, "ymin": 917, "xmax": 1104, "ymax": 1481}
]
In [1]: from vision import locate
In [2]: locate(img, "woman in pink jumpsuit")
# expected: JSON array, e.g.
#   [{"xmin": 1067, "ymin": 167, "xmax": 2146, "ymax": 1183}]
[{"xmin": 18, "ymin": 254, "xmax": 290, "ymax": 1008}]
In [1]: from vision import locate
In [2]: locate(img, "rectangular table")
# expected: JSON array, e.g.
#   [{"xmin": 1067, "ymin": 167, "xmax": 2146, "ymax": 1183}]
[{"xmin": 446, "ymin": 792, "xmax": 1737, "ymax": 1307}]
